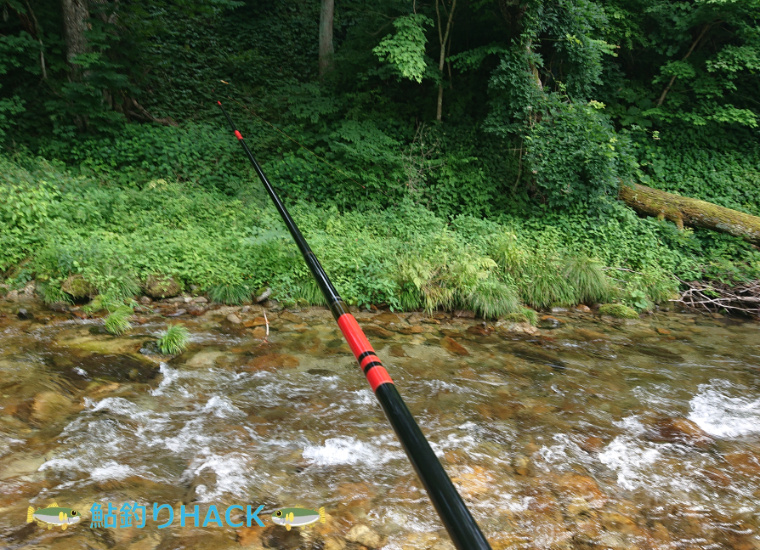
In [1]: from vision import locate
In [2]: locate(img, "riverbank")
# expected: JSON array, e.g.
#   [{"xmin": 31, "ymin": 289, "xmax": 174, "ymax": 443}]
[{"xmin": 3, "ymin": 154, "xmax": 760, "ymax": 324}]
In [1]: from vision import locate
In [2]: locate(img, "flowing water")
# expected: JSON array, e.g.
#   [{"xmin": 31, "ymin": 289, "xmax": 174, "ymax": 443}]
[{"xmin": 0, "ymin": 301, "xmax": 759, "ymax": 550}]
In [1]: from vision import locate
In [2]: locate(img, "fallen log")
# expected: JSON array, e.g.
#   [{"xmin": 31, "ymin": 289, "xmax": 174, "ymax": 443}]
[{"xmin": 619, "ymin": 183, "xmax": 760, "ymax": 246}]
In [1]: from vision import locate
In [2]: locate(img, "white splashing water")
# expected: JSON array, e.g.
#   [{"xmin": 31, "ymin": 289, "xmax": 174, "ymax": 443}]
[
  {"xmin": 598, "ymin": 436, "xmax": 661, "ymax": 491},
  {"xmin": 302, "ymin": 436, "xmax": 402, "ymax": 466},
  {"xmin": 85, "ymin": 397, "xmax": 141, "ymax": 417},
  {"xmin": 150, "ymin": 362, "xmax": 180, "ymax": 396},
  {"xmin": 186, "ymin": 453, "xmax": 252, "ymax": 502},
  {"xmin": 201, "ymin": 395, "xmax": 244, "ymax": 418},
  {"xmin": 688, "ymin": 380, "xmax": 760, "ymax": 438},
  {"xmin": 90, "ymin": 461, "xmax": 135, "ymax": 482}
]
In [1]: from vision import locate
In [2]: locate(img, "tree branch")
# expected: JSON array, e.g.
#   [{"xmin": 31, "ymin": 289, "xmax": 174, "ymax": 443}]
[{"xmin": 656, "ymin": 23, "xmax": 711, "ymax": 107}]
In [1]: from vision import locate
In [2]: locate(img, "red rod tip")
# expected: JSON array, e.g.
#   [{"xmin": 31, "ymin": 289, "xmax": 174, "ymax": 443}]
[{"xmin": 217, "ymin": 101, "xmax": 222, "ymax": 105}]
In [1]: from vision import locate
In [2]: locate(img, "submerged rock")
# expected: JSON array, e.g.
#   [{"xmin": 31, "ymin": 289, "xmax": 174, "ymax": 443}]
[
  {"xmin": 508, "ymin": 342, "xmax": 567, "ymax": 371},
  {"xmin": 30, "ymin": 391, "xmax": 76, "ymax": 424},
  {"xmin": 346, "ymin": 524, "xmax": 383, "ymax": 549},
  {"xmin": 650, "ymin": 417, "xmax": 712, "ymax": 448},
  {"xmin": 441, "ymin": 336, "xmax": 469, "ymax": 356},
  {"xmin": 598, "ymin": 303, "xmax": 639, "ymax": 319}
]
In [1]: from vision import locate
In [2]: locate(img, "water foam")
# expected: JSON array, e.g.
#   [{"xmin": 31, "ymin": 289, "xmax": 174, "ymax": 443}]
[
  {"xmin": 90, "ymin": 460, "xmax": 136, "ymax": 481},
  {"xmin": 302, "ymin": 436, "xmax": 401, "ymax": 466},
  {"xmin": 598, "ymin": 436, "xmax": 661, "ymax": 491},
  {"xmin": 186, "ymin": 453, "xmax": 252, "ymax": 501},
  {"xmin": 688, "ymin": 380, "xmax": 760, "ymax": 438},
  {"xmin": 201, "ymin": 395, "xmax": 244, "ymax": 418},
  {"xmin": 150, "ymin": 362, "xmax": 180, "ymax": 396}
]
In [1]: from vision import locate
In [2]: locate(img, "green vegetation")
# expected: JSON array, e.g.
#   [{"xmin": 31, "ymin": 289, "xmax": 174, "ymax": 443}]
[
  {"xmin": 157, "ymin": 324, "xmax": 190, "ymax": 355},
  {"xmin": 0, "ymin": 0, "xmax": 758, "ymax": 318},
  {"xmin": 598, "ymin": 304, "xmax": 640, "ymax": 319},
  {"xmin": 104, "ymin": 305, "xmax": 133, "ymax": 336}
]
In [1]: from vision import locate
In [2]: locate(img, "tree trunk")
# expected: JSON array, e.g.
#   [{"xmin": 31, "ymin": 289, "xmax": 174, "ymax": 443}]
[
  {"xmin": 619, "ymin": 183, "xmax": 760, "ymax": 246},
  {"xmin": 60, "ymin": 0, "xmax": 89, "ymax": 72},
  {"xmin": 319, "ymin": 0, "xmax": 334, "ymax": 78},
  {"xmin": 435, "ymin": 0, "xmax": 456, "ymax": 121}
]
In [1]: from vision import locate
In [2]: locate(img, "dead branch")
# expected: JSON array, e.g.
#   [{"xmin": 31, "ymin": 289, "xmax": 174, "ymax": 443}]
[{"xmin": 672, "ymin": 279, "xmax": 760, "ymax": 319}]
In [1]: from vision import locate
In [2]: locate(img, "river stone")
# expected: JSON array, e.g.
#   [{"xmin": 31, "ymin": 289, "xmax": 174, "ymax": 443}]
[
  {"xmin": 259, "ymin": 525, "xmax": 302, "ymax": 549},
  {"xmin": 62, "ymin": 274, "xmax": 96, "ymax": 299},
  {"xmin": 226, "ymin": 313, "xmax": 242, "ymax": 324},
  {"xmin": 441, "ymin": 336, "xmax": 469, "ymax": 356},
  {"xmin": 323, "ymin": 537, "xmax": 347, "ymax": 550},
  {"xmin": 185, "ymin": 350, "xmax": 227, "ymax": 368},
  {"xmin": 346, "ymin": 524, "xmax": 383, "ymax": 549},
  {"xmin": 389, "ymin": 344, "xmax": 408, "ymax": 357},
  {"xmin": 30, "ymin": 391, "xmax": 75, "ymax": 424},
  {"xmin": 16, "ymin": 308, "xmax": 33, "ymax": 320},
  {"xmin": 245, "ymin": 353, "xmax": 299, "ymax": 371},
  {"xmin": 0, "ymin": 454, "xmax": 46, "ymax": 480},
  {"xmin": 508, "ymin": 342, "xmax": 566, "ymax": 371},
  {"xmin": 539, "ymin": 315, "xmax": 563, "ymax": 329},
  {"xmin": 651, "ymin": 417, "xmax": 712, "ymax": 448},
  {"xmin": 511, "ymin": 453, "xmax": 531, "ymax": 476},
  {"xmin": 236, "ymin": 525, "xmax": 262, "ymax": 547},
  {"xmin": 553, "ymin": 474, "xmax": 607, "ymax": 509},
  {"xmin": 363, "ymin": 324, "xmax": 393, "ymax": 338},
  {"xmin": 124, "ymin": 534, "xmax": 161, "ymax": 550},
  {"xmin": 143, "ymin": 274, "xmax": 181, "ymax": 299},
  {"xmin": 397, "ymin": 324, "xmax": 425, "ymax": 334}
]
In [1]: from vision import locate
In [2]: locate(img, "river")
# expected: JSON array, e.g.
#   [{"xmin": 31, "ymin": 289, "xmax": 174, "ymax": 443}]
[{"xmin": 0, "ymin": 300, "xmax": 758, "ymax": 549}]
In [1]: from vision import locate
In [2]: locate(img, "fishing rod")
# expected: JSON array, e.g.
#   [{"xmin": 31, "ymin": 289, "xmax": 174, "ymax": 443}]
[{"xmin": 217, "ymin": 100, "xmax": 492, "ymax": 550}]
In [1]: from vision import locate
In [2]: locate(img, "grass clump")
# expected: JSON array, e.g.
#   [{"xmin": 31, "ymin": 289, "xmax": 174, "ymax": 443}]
[
  {"xmin": 104, "ymin": 305, "xmax": 133, "ymax": 335},
  {"xmin": 468, "ymin": 279, "xmax": 521, "ymax": 319},
  {"xmin": 208, "ymin": 283, "xmax": 252, "ymax": 305},
  {"xmin": 36, "ymin": 280, "xmax": 73, "ymax": 305},
  {"xmin": 503, "ymin": 307, "xmax": 539, "ymax": 325},
  {"xmin": 157, "ymin": 324, "xmax": 190, "ymax": 355},
  {"xmin": 598, "ymin": 303, "xmax": 639, "ymax": 319},
  {"xmin": 562, "ymin": 255, "xmax": 612, "ymax": 304}
]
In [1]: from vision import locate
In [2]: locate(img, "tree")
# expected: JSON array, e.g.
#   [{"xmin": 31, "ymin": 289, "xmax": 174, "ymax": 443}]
[
  {"xmin": 60, "ymin": 0, "xmax": 88, "ymax": 75},
  {"xmin": 434, "ymin": 0, "xmax": 456, "ymax": 121},
  {"xmin": 319, "ymin": 0, "xmax": 335, "ymax": 78}
]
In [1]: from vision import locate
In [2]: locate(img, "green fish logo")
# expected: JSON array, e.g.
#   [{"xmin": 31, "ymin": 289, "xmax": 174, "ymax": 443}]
[
  {"xmin": 27, "ymin": 502, "xmax": 81, "ymax": 530},
  {"xmin": 271, "ymin": 507, "xmax": 326, "ymax": 531}
]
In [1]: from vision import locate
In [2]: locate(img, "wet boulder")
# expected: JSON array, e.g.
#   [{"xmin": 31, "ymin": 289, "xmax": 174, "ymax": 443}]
[{"xmin": 650, "ymin": 417, "xmax": 712, "ymax": 448}]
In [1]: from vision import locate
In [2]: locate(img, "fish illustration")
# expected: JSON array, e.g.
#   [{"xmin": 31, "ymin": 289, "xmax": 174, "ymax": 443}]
[
  {"xmin": 27, "ymin": 502, "xmax": 81, "ymax": 530},
  {"xmin": 271, "ymin": 507, "xmax": 326, "ymax": 531}
]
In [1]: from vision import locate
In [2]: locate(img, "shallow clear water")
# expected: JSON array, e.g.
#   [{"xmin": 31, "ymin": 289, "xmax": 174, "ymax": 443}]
[{"xmin": 0, "ymin": 303, "xmax": 758, "ymax": 549}]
